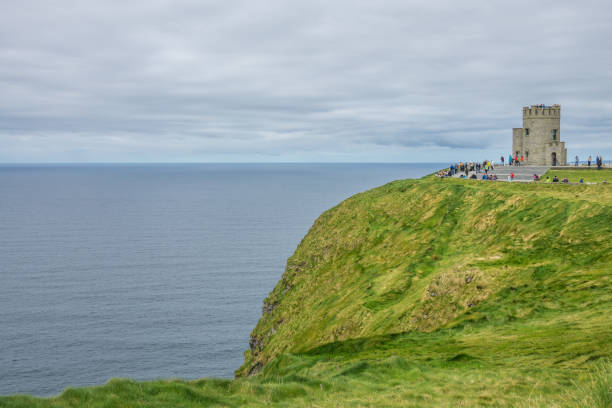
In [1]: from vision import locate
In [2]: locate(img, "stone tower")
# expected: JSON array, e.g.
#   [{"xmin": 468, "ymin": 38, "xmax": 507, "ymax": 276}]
[{"xmin": 512, "ymin": 105, "xmax": 567, "ymax": 166}]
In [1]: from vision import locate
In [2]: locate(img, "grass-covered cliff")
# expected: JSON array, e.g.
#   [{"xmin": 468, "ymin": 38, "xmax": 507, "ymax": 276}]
[
  {"xmin": 2, "ymin": 174, "xmax": 611, "ymax": 407},
  {"xmin": 238, "ymin": 175, "xmax": 611, "ymax": 378}
]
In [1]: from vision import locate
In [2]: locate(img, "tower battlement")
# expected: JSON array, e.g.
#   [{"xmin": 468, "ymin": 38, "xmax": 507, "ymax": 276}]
[{"xmin": 522, "ymin": 104, "xmax": 560, "ymax": 119}]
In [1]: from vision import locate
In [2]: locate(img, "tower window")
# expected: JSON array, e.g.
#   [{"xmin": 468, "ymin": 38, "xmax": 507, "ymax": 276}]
[
  {"xmin": 552, "ymin": 129, "xmax": 557, "ymax": 140},
  {"xmin": 525, "ymin": 128, "xmax": 529, "ymax": 136},
  {"xmin": 526, "ymin": 151, "xmax": 529, "ymax": 159}
]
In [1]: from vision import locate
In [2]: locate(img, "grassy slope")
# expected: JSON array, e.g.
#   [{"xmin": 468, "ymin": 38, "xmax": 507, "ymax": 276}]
[{"xmin": 1, "ymin": 177, "xmax": 611, "ymax": 407}]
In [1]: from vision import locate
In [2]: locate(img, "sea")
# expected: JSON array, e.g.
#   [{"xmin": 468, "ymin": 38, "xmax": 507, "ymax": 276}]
[{"xmin": 0, "ymin": 163, "xmax": 440, "ymax": 396}]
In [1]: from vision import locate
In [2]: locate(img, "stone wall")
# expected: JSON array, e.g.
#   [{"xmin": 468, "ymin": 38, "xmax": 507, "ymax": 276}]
[{"xmin": 512, "ymin": 128, "xmax": 524, "ymax": 157}]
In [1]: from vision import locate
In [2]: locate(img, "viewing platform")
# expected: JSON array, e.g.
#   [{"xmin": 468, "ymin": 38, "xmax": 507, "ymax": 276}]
[{"xmin": 452, "ymin": 165, "xmax": 550, "ymax": 182}]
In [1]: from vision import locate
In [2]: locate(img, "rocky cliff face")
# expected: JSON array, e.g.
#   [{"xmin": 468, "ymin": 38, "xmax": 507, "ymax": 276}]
[{"xmin": 237, "ymin": 177, "xmax": 612, "ymax": 377}]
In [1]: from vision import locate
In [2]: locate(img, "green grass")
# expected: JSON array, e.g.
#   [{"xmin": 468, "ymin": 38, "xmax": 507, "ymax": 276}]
[
  {"xmin": 542, "ymin": 168, "xmax": 612, "ymax": 183},
  {"xmin": 1, "ymin": 177, "xmax": 610, "ymax": 407}
]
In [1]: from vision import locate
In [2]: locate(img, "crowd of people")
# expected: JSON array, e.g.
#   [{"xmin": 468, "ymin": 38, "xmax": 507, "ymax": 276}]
[
  {"xmin": 501, "ymin": 154, "xmax": 524, "ymax": 166},
  {"xmin": 437, "ymin": 160, "xmax": 498, "ymax": 180},
  {"xmin": 435, "ymin": 153, "xmax": 609, "ymax": 185},
  {"xmin": 447, "ymin": 160, "xmax": 497, "ymax": 176},
  {"xmin": 444, "ymin": 154, "xmax": 607, "ymax": 172}
]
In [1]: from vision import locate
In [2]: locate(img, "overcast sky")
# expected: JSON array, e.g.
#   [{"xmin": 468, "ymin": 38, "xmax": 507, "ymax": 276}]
[{"xmin": 1, "ymin": 0, "xmax": 611, "ymax": 162}]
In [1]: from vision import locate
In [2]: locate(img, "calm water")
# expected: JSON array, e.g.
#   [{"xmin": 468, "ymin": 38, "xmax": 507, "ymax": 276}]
[{"xmin": 0, "ymin": 163, "xmax": 439, "ymax": 396}]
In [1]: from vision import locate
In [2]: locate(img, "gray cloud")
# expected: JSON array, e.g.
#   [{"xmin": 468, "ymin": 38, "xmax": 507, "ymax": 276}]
[{"xmin": 1, "ymin": 0, "xmax": 611, "ymax": 162}]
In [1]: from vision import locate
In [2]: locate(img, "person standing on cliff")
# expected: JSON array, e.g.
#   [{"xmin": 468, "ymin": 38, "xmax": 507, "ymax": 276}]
[
  {"xmin": 501, "ymin": 156, "xmax": 505, "ymax": 166},
  {"xmin": 588, "ymin": 155, "xmax": 592, "ymax": 166}
]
